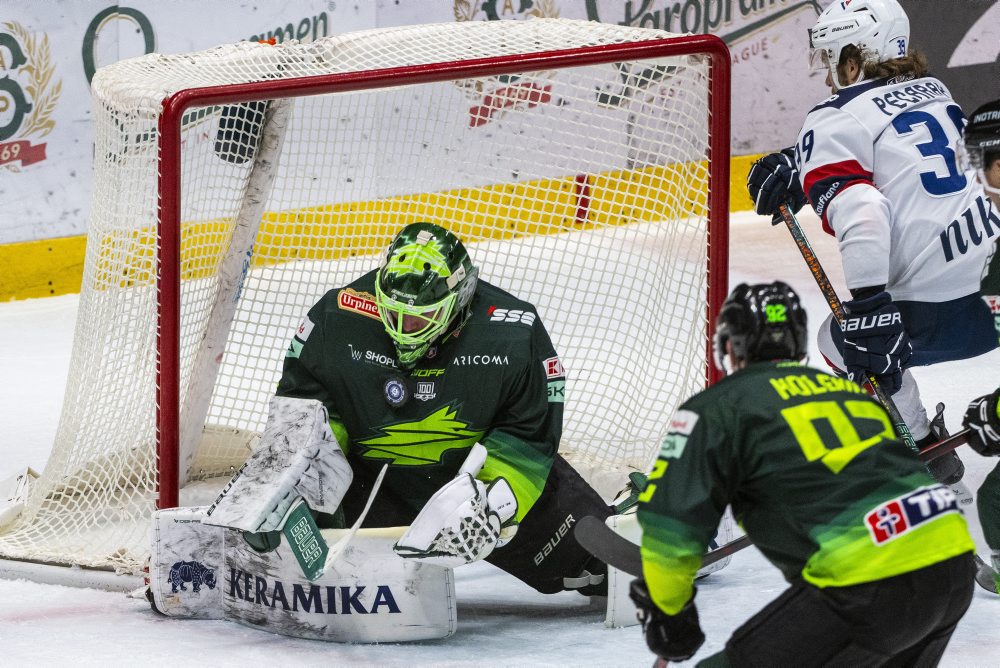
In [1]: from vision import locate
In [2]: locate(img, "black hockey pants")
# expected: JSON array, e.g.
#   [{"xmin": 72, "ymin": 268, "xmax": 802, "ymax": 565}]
[{"xmin": 707, "ymin": 552, "xmax": 975, "ymax": 668}]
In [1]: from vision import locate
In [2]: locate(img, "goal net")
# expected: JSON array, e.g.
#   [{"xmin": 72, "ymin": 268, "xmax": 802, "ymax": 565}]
[{"xmin": 0, "ymin": 19, "xmax": 729, "ymax": 578}]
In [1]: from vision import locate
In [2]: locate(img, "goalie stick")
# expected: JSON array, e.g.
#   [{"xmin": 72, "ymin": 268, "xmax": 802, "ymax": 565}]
[
  {"xmin": 574, "ymin": 514, "xmax": 752, "ymax": 579},
  {"xmin": 576, "ymin": 432, "xmax": 967, "ymax": 580},
  {"xmin": 322, "ymin": 463, "xmax": 388, "ymax": 571}
]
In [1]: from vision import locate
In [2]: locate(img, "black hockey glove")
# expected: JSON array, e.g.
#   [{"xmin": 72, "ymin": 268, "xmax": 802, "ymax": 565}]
[
  {"xmin": 747, "ymin": 147, "xmax": 808, "ymax": 218},
  {"xmin": 841, "ymin": 291, "xmax": 912, "ymax": 395},
  {"xmin": 962, "ymin": 387, "xmax": 1000, "ymax": 456},
  {"xmin": 629, "ymin": 579, "xmax": 705, "ymax": 662}
]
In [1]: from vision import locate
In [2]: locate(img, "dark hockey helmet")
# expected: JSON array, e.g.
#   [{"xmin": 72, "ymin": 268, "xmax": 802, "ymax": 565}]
[
  {"xmin": 962, "ymin": 99, "xmax": 1000, "ymax": 198},
  {"xmin": 714, "ymin": 281, "xmax": 808, "ymax": 372},
  {"xmin": 374, "ymin": 222, "xmax": 479, "ymax": 368}
]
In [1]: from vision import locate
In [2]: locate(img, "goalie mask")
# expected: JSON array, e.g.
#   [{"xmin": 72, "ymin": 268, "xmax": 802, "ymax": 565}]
[
  {"xmin": 960, "ymin": 99, "xmax": 1000, "ymax": 201},
  {"xmin": 714, "ymin": 282, "xmax": 808, "ymax": 374},
  {"xmin": 375, "ymin": 222, "xmax": 479, "ymax": 368},
  {"xmin": 808, "ymin": 0, "xmax": 909, "ymax": 91}
]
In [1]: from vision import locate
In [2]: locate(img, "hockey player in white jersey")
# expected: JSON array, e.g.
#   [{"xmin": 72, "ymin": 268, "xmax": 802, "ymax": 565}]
[{"xmin": 747, "ymin": 0, "xmax": 997, "ymax": 488}]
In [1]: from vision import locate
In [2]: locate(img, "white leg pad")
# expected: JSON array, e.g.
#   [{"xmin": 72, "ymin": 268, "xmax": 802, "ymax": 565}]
[
  {"xmin": 602, "ymin": 510, "xmax": 737, "ymax": 628},
  {"xmin": 226, "ymin": 526, "xmax": 456, "ymax": 642},
  {"xmin": 203, "ymin": 396, "xmax": 352, "ymax": 532},
  {"xmin": 151, "ymin": 506, "xmax": 225, "ymax": 618},
  {"xmin": 150, "ymin": 509, "xmax": 457, "ymax": 641},
  {"xmin": 697, "ymin": 508, "xmax": 736, "ymax": 577},
  {"xmin": 603, "ymin": 512, "xmax": 642, "ymax": 628}
]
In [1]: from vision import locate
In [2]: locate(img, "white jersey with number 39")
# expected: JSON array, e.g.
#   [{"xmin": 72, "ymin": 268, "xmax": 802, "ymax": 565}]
[{"xmin": 795, "ymin": 75, "xmax": 996, "ymax": 302}]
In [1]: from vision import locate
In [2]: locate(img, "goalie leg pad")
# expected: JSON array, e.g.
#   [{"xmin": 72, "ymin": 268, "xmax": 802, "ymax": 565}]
[
  {"xmin": 152, "ymin": 512, "xmax": 458, "ymax": 641},
  {"xmin": 150, "ymin": 507, "xmax": 225, "ymax": 618},
  {"xmin": 602, "ymin": 510, "xmax": 737, "ymax": 628},
  {"xmin": 203, "ymin": 396, "xmax": 352, "ymax": 532},
  {"xmin": 604, "ymin": 511, "xmax": 641, "ymax": 628},
  {"xmin": 226, "ymin": 525, "xmax": 457, "ymax": 642}
]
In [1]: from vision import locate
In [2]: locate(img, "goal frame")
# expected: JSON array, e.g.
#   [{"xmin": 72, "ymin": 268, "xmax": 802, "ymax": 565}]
[{"xmin": 156, "ymin": 34, "xmax": 732, "ymax": 509}]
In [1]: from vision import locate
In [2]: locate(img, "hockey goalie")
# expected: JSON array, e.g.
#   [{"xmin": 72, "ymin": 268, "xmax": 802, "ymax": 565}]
[{"xmin": 146, "ymin": 222, "xmax": 721, "ymax": 640}]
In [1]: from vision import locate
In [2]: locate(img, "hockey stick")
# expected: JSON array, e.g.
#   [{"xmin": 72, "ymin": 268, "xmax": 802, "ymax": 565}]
[
  {"xmin": 322, "ymin": 463, "xmax": 389, "ymax": 570},
  {"xmin": 574, "ymin": 514, "xmax": 752, "ymax": 579},
  {"xmin": 917, "ymin": 429, "xmax": 970, "ymax": 462},
  {"xmin": 774, "ymin": 203, "xmax": 924, "ymax": 452},
  {"xmin": 576, "ymin": 422, "xmax": 959, "ymax": 580},
  {"xmin": 774, "ymin": 204, "xmax": 977, "ymax": 458},
  {"xmin": 974, "ymin": 554, "xmax": 999, "ymax": 594}
]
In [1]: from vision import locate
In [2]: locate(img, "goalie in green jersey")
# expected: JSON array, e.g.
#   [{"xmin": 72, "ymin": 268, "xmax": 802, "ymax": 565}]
[
  {"xmin": 631, "ymin": 282, "xmax": 976, "ymax": 667},
  {"xmin": 272, "ymin": 221, "xmax": 614, "ymax": 595}
]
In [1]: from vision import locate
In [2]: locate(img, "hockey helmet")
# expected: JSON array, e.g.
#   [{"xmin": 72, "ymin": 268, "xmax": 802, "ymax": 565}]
[
  {"xmin": 961, "ymin": 99, "xmax": 1000, "ymax": 199},
  {"xmin": 808, "ymin": 0, "xmax": 910, "ymax": 90},
  {"xmin": 375, "ymin": 222, "xmax": 478, "ymax": 368},
  {"xmin": 714, "ymin": 282, "xmax": 808, "ymax": 373}
]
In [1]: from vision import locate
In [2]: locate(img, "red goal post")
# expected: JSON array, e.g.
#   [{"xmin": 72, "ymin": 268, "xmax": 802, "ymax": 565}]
[
  {"xmin": 0, "ymin": 20, "xmax": 729, "ymax": 578},
  {"xmin": 158, "ymin": 33, "xmax": 731, "ymax": 508}
]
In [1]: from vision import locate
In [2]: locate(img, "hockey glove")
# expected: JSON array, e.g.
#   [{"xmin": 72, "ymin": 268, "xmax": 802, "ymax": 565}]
[
  {"xmin": 962, "ymin": 387, "xmax": 1000, "ymax": 456},
  {"xmin": 747, "ymin": 147, "xmax": 807, "ymax": 218},
  {"xmin": 629, "ymin": 579, "xmax": 705, "ymax": 662},
  {"xmin": 841, "ymin": 292, "xmax": 912, "ymax": 395}
]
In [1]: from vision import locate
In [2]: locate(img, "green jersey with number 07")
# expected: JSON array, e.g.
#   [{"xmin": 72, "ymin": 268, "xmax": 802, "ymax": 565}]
[{"xmin": 637, "ymin": 361, "xmax": 975, "ymax": 615}]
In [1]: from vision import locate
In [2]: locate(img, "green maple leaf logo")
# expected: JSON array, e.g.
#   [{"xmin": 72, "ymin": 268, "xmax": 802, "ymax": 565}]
[{"xmin": 358, "ymin": 405, "xmax": 483, "ymax": 466}]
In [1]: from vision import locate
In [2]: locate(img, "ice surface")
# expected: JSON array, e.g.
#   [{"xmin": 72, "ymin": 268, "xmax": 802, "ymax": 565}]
[{"xmin": 1, "ymin": 210, "xmax": 998, "ymax": 666}]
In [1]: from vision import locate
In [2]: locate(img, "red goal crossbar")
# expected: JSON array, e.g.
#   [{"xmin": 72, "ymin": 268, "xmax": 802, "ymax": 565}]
[{"xmin": 155, "ymin": 34, "xmax": 731, "ymax": 509}]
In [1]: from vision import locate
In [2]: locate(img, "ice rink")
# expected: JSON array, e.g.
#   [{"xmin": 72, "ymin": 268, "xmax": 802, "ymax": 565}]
[{"xmin": 1, "ymin": 209, "xmax": 998, "ymax": 666}]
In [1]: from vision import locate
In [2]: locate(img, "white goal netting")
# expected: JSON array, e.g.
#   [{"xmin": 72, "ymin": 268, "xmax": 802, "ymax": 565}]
[{"xmin": 0, "ymin": 18, "xmax": 728, "ymax": 576}]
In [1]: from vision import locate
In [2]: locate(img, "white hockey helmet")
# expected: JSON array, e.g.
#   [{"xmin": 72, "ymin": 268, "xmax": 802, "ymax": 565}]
[{"xmin": 808, "ymin": 0, "xmax": 910, "ymax": 90}]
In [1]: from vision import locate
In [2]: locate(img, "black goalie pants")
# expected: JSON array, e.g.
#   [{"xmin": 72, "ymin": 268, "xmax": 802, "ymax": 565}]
[
  {"xmin": 485, "ymin": 454, "xmax": 613, "ymax": 594},
  {"xmin": 717, "ymin": 552, "xmax": 975, "ymax": 668}
]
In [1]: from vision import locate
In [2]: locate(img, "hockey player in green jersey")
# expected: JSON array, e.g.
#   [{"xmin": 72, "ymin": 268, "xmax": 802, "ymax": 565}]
[
  {"xmin": 274, "ymin": 221, "xmax": 612, "ymax": 595},
  {"xmin": 630, "ymin": 282, "xmax": 976, "ymax": 666}
]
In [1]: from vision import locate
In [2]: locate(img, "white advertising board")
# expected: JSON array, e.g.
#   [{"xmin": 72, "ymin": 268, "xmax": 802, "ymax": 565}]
[{"xmin": 2, "ymin": 0, "xmax": 995, "ymax": 246}]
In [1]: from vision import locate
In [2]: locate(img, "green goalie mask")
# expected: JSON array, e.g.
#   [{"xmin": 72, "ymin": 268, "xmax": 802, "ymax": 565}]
[{"xmin": 375, "ymin": 222, "xmax": 479, "ymax": 368}]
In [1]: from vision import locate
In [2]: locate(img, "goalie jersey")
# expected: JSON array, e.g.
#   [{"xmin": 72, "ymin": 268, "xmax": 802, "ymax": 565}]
[
  {"xmin": 636, "ymin": 361, "xmax": 974, "ymax": 615},
  {"xmin": 796, "ymin": 75, "xmax": 996, "ymax": 303},
  {"xmin": 276, "ymin": 269, "xmax": 564, "ymax": 527}
]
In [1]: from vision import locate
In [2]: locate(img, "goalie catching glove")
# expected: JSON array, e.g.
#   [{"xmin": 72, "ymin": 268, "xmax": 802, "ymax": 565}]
[
  {"xmin": 963, "ymin": 387, "xmax": 1000, "ymax": 456},
  {"xmin": 394, "ymin": 444, "xmax": 518, "ymax": 568}
]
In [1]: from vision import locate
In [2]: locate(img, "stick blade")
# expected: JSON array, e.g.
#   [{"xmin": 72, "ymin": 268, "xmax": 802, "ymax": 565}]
[
  {"xmin": 974, "ymin": 554, "xmax": 999, "ymax": 594},
  {"xmin": 574, "ymin": 514, "xmax": 643, "ymax": 577}
]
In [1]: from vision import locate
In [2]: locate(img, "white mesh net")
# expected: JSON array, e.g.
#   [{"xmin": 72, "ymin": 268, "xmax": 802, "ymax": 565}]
[{"xmin": 0, "ymin": 19, "xmax": 726, "ymax": 575}]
